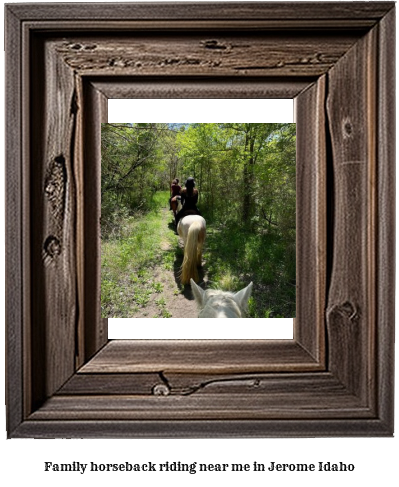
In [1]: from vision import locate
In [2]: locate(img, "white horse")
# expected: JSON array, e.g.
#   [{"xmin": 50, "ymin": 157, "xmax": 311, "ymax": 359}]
[
  {"xmin": 190, "ymin": 279, "xmax": 253, "ymax": 318},
  {"xmin": 177, "ymin": 215, "xmax": 206, "ymax": 284}
]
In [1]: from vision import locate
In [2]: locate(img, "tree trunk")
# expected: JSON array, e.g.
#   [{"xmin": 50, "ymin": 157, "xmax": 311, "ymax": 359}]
[{"xmin": 242, "ymin": 126, "xmax": 255, "ymax": 224}]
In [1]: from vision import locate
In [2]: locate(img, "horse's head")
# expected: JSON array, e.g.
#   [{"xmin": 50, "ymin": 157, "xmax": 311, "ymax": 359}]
[{"xmin": 190, "ymin": 279, "xmax": 253, "ymax": 318}]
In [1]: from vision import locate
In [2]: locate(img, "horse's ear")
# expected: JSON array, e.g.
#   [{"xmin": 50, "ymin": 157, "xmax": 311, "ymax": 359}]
[
  {"xmin": 190, "ymin": 279, "xmax": 205, "ymax": 307},
  {"xmin": 233, "ymin": 282, "xmax": 253, "ymax": 312}
]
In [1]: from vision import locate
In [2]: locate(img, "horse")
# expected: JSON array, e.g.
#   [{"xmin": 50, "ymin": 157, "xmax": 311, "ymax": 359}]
[
  {"xmin": 190, "ymin": 279, "xmax": 253, "ymax": 318},
  {"xmin": 170, "ymin": 195, "xmax": 181, "ymax": 219},
  {"xmin": 177, "ymin": 214, "xmax": 206, "ymax": 284}
]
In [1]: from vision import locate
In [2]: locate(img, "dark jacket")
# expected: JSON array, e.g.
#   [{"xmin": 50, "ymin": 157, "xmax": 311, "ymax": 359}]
[{"xmin": 175, "ymin": 188, "xmax": 201, "ymax": 224}]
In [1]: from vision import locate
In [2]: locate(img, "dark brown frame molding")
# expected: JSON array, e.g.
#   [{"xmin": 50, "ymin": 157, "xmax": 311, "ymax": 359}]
[{"xmin": 5, "ymin": 2, "xmax": 395, "ymax": 437}]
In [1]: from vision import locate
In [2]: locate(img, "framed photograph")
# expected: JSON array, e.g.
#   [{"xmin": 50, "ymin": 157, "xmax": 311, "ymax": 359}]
[
  {"xmin": 5, "ymin": 2, "xmax": 395, "ymax": 437},
  {"xmin": 101, "ymin": 114, "xmax": 296, "ymax": 339}
]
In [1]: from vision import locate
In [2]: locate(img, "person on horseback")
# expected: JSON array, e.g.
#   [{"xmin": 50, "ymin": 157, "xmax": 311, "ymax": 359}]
[
  {"xmin": 175, "ymin": 177, "xmax": 201, "ymax": 226},
  {"xmin": 169, "ymin": 178, "xmax": 181, "ymax": 210}
]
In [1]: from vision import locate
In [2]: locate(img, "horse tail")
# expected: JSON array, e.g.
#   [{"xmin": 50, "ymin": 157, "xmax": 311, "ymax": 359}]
[{"xmin": 180, "ymin": 220, "xmax": 205, "ymax": 284}]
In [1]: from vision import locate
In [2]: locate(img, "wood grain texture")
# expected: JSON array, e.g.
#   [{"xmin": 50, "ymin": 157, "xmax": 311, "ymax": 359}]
[
  {"xmin": 326, "ymin": 27, "xmax": 376, "ymax": 405},
  {"xmin": 295, "ymin": 76, "xmax": 326, "ymax": 363},
  {"xmin": 30, "ymin": 37, "xmax": 78, "ymax": 407},
  {"xmin": 92, "ymin": 78, "xmax": 311, "ymax": 99},
  {"xmin": 54, "ymin": 34, "xmax": 359, "ymax": 78},
  {"xmin": 5, "ymin": 2, "xmax": 395, "ymax": 438},
  {"xmin": 35, "ymin": 371, "xmax": 375, "ymax": 422},
  {"xmin": 13, "ymin": 418, "xmax": 391, "ymax": 439},
  {"xmin": 79, "ymin": 340, "xmax": 320, "ymax": 374},
  {"xmin": 74, "ymin": 72, "xmax": 85, "ymax": 370},
  {"xmin": 59, "ymin": 372, "xmax": 163, "ymax": 395},
  {"xmin": 29, "ymin": 393, "xmax": 371, "ymax": 421},
  {"xmin": 21, "ymin": 19, "xmax": 385, "ymax": 33},
  {"xmin": 376, "ymin": 7, "xmax": 395, "ymax": 432},
  {"xmin": 7, "ymin": 2, "xmax": 394, "ymax": 22},
  {"xmin": 94, "ymin": 77, "xmax": 324, "ymax": 368},
  {"xmin": 5, "ymin": 5, "xmax": 24, "ymax": 436},
  {"xmin": 61, "ymin": 371, "xmax": 353, "ymax": 397},
  {"xmin": 81, "ymin": 81, "xmax": 108, "ymax": 363}
]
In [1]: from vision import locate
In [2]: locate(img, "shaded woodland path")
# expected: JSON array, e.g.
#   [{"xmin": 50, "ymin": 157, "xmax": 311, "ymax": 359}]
[
  {"xmin": 129, "ymin": 207, "xmax": 204, "ymax": 318},
  {"xmin": 102, "ymin": 191, "xmax": 295, "ymax": 320},
  {"xmin": 102, "ymin": 124, "xmax": 296, "ymax": 318}
]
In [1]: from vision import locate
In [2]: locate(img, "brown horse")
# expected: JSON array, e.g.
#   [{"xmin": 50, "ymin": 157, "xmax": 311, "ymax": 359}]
[{"xmin": 170, "ymin": 195, "xmax": 181, "ymax": 218}]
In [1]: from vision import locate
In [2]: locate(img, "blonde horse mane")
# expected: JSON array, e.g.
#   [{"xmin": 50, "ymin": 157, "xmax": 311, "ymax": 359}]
[{"xmin": 178, "ymin": 215, "xmax": 206, "ymax": 284}]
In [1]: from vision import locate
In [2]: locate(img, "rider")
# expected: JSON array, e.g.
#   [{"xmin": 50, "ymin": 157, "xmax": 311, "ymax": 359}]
[
  {"xmin": 169, "ymin": 178, "xmax": 181, "ymax": 210},
  {"xmin": 175, "ymin": 177, "xmax": 201, "ymax": 226}
]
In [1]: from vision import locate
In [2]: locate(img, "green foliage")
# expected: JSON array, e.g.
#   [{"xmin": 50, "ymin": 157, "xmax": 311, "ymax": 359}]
[
  {"xmin": 101, "ymin": 123, "xmax": 177, "ymax": 238},
  {"xmin": 174, "ymin": 123, "xmax": 296, "ymax": 236},
  {"xmin": 101, "ymin": 191, "xmax": 177, "ymax": 317},
  {"xmin": 205, "ymin": 223, "xmax": 295, "ymax": 317},
  {"xmin": 101, "ymin": 123, "xmax": 296, "ymax": 318}
]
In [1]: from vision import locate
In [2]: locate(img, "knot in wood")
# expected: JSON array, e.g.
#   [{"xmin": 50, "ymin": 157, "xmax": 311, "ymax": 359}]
[
  {"xmin": 45, "ymin": 181, "xmax": 56, "ymax": 197},
  {"xmin": 43, "ymin": 236, "xmax": 62, "ymax": 265},
  {"xmin": 343, "ymin": 119, "xmax": 353, "ymax": 137},
  {"xmin": 339, "ymin": 301, "xmax": 358, "ymax": 321},
  {"xmin": 83, "ymin": 44, "xmax": 97, "ymax": 51},
  {"xmin": 152, "ymin": 383, "xmax": 170, "ymax": 396},
  {"xmin": 201, "ymin": 39, "xmax": 227, "ymax": 50},
  {"xmin": 45, "ymin": 156, "xmax": 67, "ymax": 230},
  {"xmin": 328, "ymin": 301, "xmax": 358, "ymax": 322}
]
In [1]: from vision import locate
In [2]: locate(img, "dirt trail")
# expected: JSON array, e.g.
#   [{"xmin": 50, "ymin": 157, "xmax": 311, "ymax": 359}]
[{"xmin": 131, "ymin": 207, "xmax": 203, "ymax": 318}]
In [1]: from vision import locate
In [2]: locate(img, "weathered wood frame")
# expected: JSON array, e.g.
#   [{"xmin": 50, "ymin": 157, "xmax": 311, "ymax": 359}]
[{"xmin": 5, "ymin": 2, "xmax": 395, "ymax": 438}]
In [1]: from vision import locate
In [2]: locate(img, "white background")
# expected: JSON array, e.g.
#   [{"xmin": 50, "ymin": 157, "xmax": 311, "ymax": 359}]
[
  {"xmin": 1, "ymin": 1, "xmax": 398, "ymax": 486},
  {"xmin": 108, "ymin": 98, "xmax": 294, "ymax": 339}
]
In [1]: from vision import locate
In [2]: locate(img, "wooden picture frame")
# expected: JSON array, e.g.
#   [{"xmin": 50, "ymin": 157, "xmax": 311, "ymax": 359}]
[{"xmin": 5, "ymin": 2, "xmax": 395, "ymax": 438}]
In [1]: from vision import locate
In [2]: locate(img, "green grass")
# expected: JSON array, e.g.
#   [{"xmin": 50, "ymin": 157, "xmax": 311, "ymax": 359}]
[
  {"xmin": 204, "ymin": 223, "xmax": 295, "ymax": 318},
  {"xmin": 101, "ymin": 191, "xmax": 177, "ymax": 318},
  {"xmin": 102, "ymin": 190, "xmax": 296, "ymax": 319}
]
